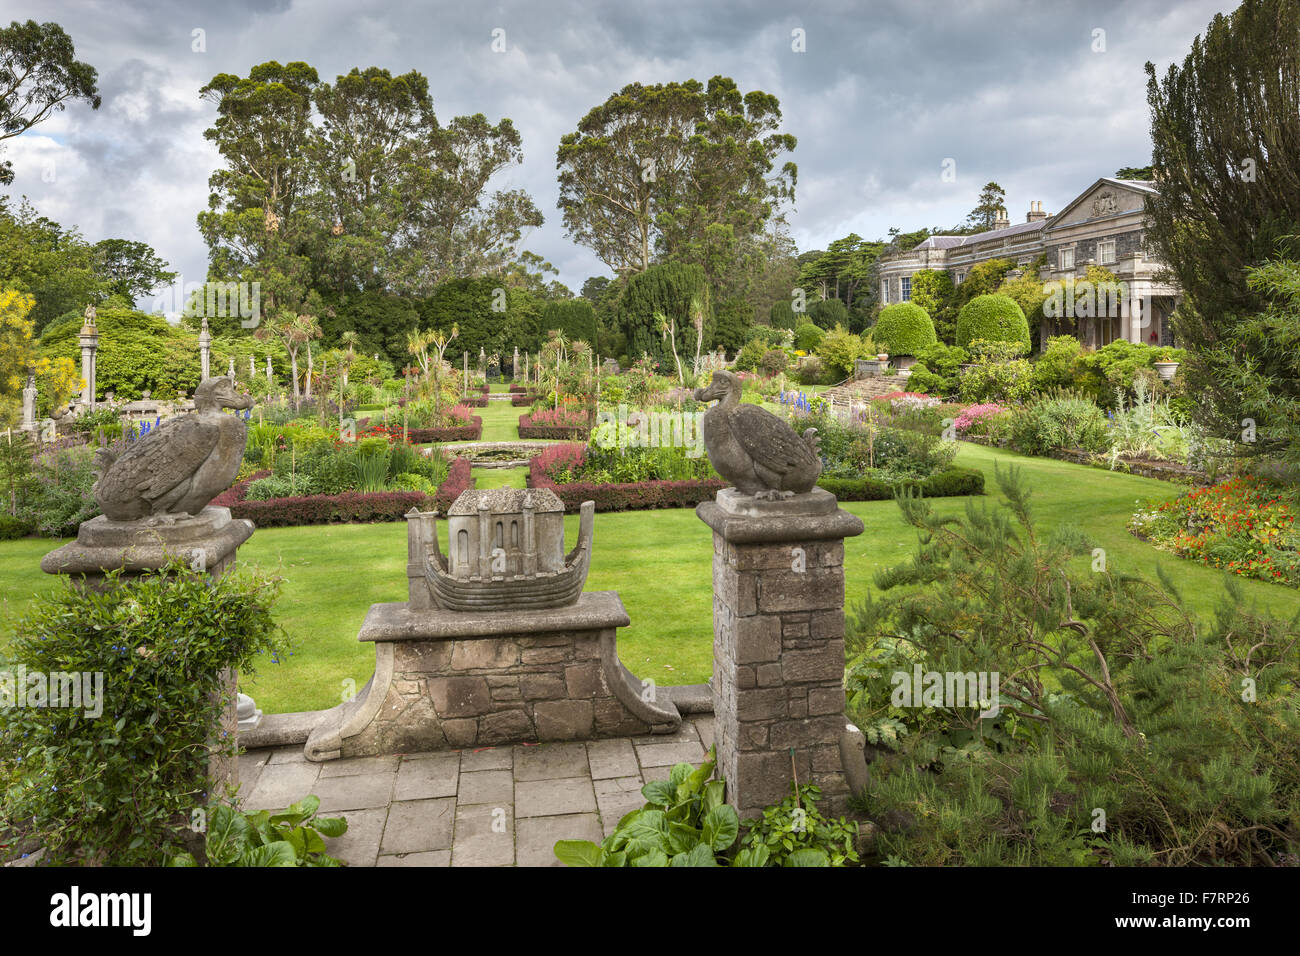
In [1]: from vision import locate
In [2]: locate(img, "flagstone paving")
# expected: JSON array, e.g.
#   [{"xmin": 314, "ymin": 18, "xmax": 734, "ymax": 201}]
[{"xmin": 238, "ymin": 716, "xmax": 714, "ymax": 867}]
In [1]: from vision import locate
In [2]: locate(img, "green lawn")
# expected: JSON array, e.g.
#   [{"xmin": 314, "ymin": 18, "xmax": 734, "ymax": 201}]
[{"xmin": 3, "ymin": 442, "xmax": 1297, "ymax": 715}]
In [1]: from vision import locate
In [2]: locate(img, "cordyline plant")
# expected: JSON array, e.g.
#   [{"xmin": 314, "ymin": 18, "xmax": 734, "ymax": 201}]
[{"xmin": 847, "ymin": 464, "xmax": 1300, "ymax": 866}]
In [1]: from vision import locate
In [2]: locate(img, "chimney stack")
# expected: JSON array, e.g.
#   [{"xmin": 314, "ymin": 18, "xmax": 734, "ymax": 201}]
[
  {"xmin": 1026, "ymin": 200, "xmax": 1048, "ymax": 223},
  {"xmin": 993, "ymin": 206, "xmax": 1010, "ymax": 230}
]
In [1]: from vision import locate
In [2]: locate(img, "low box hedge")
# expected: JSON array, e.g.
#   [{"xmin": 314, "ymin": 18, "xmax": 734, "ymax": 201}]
[
  {"xmin": 816, "ymin": 466, "xmax": 985, "ymax": 501},
  {"xmin": 210, "ymin": 458, "xmax": 474, "ymax": 526},
  {"xmin": 508, "ymin": 384, "xmax": 527, "ymax": 393},
  {"xmin": 460, "ymin": 395, "xmax": 488, "ymax": 407},
  {"xmin": 511, "ymin": 393, "xmax": 540, "ymax": 407}
]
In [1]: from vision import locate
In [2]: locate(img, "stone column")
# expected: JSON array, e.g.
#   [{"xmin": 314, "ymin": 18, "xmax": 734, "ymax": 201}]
[
  {"xmin": 266, "ymin": 355, "xmax": 273, "ymax": 382},
  {"xmin": 199, "ymin": 317, "xmax": 212, "ymax": 380},
  {"xmin": 697, "ymin": 488, "xmax": 863, "ymax": 818},
  {"xmin": 513, "ymin": 346, "xmax": 520, "ymax": 380},
  {"xmin": 20, "ymin": 369, "xmax": 38, "ymax": 433},
  {"xmin": 227, "ymin": 356, "xmax": 236, "ymax": 378},
  {"xmin": 249, "ymin": 356, "xmax": 255, "ymax": 379},
  {"xmin": 79, "ymin": 308, "xmax": 99, "ymax": 410}
]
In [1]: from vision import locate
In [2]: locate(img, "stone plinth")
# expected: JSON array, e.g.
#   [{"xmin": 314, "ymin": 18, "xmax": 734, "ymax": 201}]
[
  {"xmin": 697, "ymin": 487, "xmax": 864, "ymax": 818},
  {"xmin": 41, "ymin": 506, "xmax": 254, "ymax": 588},
  {"xmin": 304, "ymin": 591, "xmax": 680, "ymax": 761}
]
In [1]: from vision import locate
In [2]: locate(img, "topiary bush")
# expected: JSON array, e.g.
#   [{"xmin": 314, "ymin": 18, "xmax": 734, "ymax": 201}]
[
  {"xmin": 955, "ymin": 294, "xmax": 1031, "ymax": 351},
  {"xmin": 873, "ymin": 302, "xmax": 937, "ymax": 356},
  {"xmin": 793, "ymin": 322, "xmax": 826, "ymax": 352},
  {"xmin": 759, "ymin": 348, "xmax": 789, "ymax": 377}
]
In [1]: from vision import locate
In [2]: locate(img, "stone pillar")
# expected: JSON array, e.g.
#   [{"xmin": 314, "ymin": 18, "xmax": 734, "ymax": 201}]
[
  {"xmin": 524, "ymin": 352, "xmax": 529, "ymax": 382},
  {"xmin": 199, "ymin": 317, "xmax": 212, "ymax": 380},
  {"xmin": 513, "ymin": 346, "xmax": 520, "ymax": 380},
  {"xmin": 249, "ymin": 355, "xmax": 255, "ymax": 378},
  {"xmin": 78, "ymin": 306, "xmax": 99, "ymax": 410},
  {"xmin": 266, "ymin": 355, "xmax": 273, "ymax": 382},
  {"xmin": 227, "ymin": 356, "xmax": 236, "ymax": 378},
  {"xmin": 697, "ymin": 488, "xmax": 864, "ymax": 818},
  {"xmin": 463, "ymin": 351, "xmax": 469, "ymax": 392},
  {"xmin": 20, "ymin": 369, "xmax": 38, "ymax": 433}
]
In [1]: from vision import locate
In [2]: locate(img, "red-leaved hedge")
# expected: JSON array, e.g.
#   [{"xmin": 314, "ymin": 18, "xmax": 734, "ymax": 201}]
[
  {"xmin": 405, "ymin": 417, "xmax": 482, "ymax": 443},
  {"xmin": 528, "ymin": 443, "xmax": 723, "ymax": 512},
  {"xmin": 460, "ymin": 395, "xmax": 488, "ymax": 407},
  {"xmin": 511, "ymin": 392, "xmax": 540, "ymax": 407},
  {"xmin": 508, "ymin": 384, "xmax": 527, "ymax": 393},
  {"xmin": 518, "ymin": 412, "xmax": 589, "ymax": 440},
  {"xmin": 209, "ymin": 458, "xmax": 474, "ymax": 526}
]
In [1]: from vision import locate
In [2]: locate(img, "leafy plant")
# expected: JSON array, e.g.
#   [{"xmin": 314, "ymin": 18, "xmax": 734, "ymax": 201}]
[
  {"xmin": 169, "ymin": 796, "xmax": 347, "ymax": 867},
  {"xmin": 739, "ymin": 783, "xmax": 860, "ymax": 866},
  {"xmin": 554, "ymin": 747, "xmax": 759, "ymax": 867}
]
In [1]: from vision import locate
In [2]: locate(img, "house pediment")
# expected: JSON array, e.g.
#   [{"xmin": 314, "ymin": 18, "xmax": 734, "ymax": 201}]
[{"xmin": 1048, "ymin": 179, "xmax": 1153, "ymax": 230}]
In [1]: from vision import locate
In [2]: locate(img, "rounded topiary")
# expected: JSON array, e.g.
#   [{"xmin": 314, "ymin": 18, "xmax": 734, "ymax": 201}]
[
  {"xmin": 793, "ymin": 322, "xmax": 826, "ymax": 352},
  {"xmin": 955, "ymin": 294, "xmax": 1031, "ymax": 350},
  {"xmin": 873, "ymin": 302, "xmax": 937, "ymax": 356}
]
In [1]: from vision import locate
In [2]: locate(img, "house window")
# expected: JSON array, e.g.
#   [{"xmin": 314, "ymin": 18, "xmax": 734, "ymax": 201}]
[
  {"xmin": 1097, "ymin": 240, "xmax": 1116, "ymax": 265},
  {"xmin": 1059, "ymin": 248, "xmax": 1074, "ymax": 271},
  {"xmin": 880, "ymin": 279, "xmax": 888, "ymax": 304},
  {"xmin": 954, "ymin": 272, "xmax": 965, "ymax": 286},
  {"xmin": 900, "ymin": 276, "xmax": 911, "ymax": 301}
]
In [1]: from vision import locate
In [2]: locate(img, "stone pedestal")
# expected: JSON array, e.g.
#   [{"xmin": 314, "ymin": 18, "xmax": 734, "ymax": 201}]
[
  {"xmin": 41, "ymin": 506, "xmax": 256, "ymax": 795},
  {"xmin": 696, "ymin": 487, "xmax": 864, "ymax": 818},
  {"xmin": 304, "ymin": 592, "xmax": 680, "ymax": 761}
]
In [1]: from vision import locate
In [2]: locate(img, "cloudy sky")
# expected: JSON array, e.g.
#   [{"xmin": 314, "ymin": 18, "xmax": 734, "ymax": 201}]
[{"xmin": 2, "ymin": 0, "xmax": 1233, "ymax": 305}]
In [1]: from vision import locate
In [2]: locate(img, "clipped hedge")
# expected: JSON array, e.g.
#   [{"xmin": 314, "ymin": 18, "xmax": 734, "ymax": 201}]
[
  {"xmin": 816, "ymin": 466, "xmax": 985, "ymax": 501},
  {"xmin": 508, "ymin": 385, "xmax": 527, "ymax": 393},
  {"xmin": 460, "ymin": 394, "xmax": 489, "ymax": 407},
  {"xmin": 529, "ymin": 454, "xmax": 724, "ymax": 512},
  {"xmin": 511, "ymin": 392, "xmax": 541, "ymax": 407},
  {"xmin": 405, "ymin": 417, "xmax": 483, "ymax": 443},
  {"xmin": 873, "ymin": 302, "xmax": 937, "ymax": 356},
  {"xmin": 518, "ymin": 415, "xmax": 590, "ymax": 440},
  {"xmin": 211, "ymin": 458, "xmax": 474, "ymax": 526},
  {"xmin": 955, "ymin": 294, "xmax": 1031, "ymax": 350}
]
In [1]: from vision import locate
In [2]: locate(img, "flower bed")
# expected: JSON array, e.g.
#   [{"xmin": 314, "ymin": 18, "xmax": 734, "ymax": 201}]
[
  {"xmin": 528, "ymin": 444, "xmax": 723, "ymax": 512},
  {"xmin": 519, "ymin": 409, "xmax": 590, "ymax": 440},
  {"xmin": 1129, "ymin": 475, "xmax": 1299, "ymax": 586},
  {"xmin": 212, "ymin": 457, "xmax": 474, "ymax": 526}
]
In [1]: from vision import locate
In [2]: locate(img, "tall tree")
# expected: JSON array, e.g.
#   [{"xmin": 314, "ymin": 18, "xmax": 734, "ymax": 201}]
[
  {"xmin": 966, "ymin": 182, "xmax": 1007, "ymax": 231},
  {"xmin": 0, "ymin": 20, "xmax": 100, "ymax": 186},
  {"xmin": 1145, "ymin": 0, "xmax": 1300, "ymax": 461},
  {"xmin": 90, "ymin": 239, "xmax": 175, "ymax": 306},
  {"xmin": 557, "ymin": 76, "xmax": 795, "ymax": 281}
]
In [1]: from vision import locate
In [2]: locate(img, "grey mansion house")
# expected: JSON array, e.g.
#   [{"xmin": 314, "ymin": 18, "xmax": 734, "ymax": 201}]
[{"xmin": 875, "ymin": 177, "xmax": 1181, "ymax": 349}]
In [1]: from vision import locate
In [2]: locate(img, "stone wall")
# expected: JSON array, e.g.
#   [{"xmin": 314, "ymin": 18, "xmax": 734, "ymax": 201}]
[{"xmin": 305, "ymin": 592, "xmax": 681, "ymax": 761}]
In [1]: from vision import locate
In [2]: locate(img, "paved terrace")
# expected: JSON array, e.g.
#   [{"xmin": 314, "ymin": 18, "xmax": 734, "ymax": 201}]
[{"xmin": 237, "ymin": 716, "xmax": 714, "ymax": 867}]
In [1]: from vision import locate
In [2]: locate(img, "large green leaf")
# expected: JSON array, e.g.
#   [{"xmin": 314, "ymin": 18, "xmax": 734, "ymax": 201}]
[
  {"xmin": 701, "ymin": 805, "xmax": 740, "ymax": 852},
  {"xmin": 664, "ymin": 821, "xmax": 702, "ymax": 856},
  {"xmin": 641, "ymin": 779, "xmax": 675, "ymax": 806},
  {"xmin": 312, "ymin": 815, "xmax": 347, "ymax": 839},
  {"xmin": 668, "ymin": 762, "xmax": 693, "ymax": 788},
  {"xmin": 732, "ymin": 844, "xmax": 771, "ymax": 867},
  {"xmin": 241, "ymin": 841, "xmax": 299, "ymax": 867},
  {"xmin": 629, "ymin": 848, "xmax": 669, "ymax": 867},
  {"xmin": 702, "ymin": 779, "xmax": 725, "ymax": 814},
  {"xmin": 783, "ymin": 848, "xmax": 830, "ymax": 867},
  {"xmin": 669, "ymin": 843, "xmax": 719, "ymax": 867},
  {"xmin": 553, "ymin": 840, "xmax": 606, "ymax": 867}
]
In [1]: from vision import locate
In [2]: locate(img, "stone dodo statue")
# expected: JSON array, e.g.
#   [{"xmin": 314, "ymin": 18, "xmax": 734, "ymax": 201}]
[
  {"xmin": 93, "ymin": 375, "xmax": 255, "ymax": 521},
  {"xmin": 693, "ymin": 370, "xmax": 823, "ymax": 499}
]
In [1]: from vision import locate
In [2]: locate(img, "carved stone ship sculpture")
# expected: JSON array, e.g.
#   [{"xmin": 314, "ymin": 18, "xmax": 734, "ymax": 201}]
[{"xmin": 405, "ymin": 488, "xmax": 595, "ymax": 612}]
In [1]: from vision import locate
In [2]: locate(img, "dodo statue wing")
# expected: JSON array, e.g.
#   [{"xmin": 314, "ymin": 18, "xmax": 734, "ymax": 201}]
[
  {"xmin": 111, "ymin": 416, "xmax": 221, "ymax": 502},
  {"xmin": 730, "ymin": 403, "xmax": 820, "ymax": 477}
]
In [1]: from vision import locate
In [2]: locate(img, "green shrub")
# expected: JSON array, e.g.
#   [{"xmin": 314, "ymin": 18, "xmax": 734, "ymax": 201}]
[
  {"xmin": 848, "ymin": 466, "xmax": 1300, "ymax": 866},
  {"xmin": 816, "ymin": 325, "xmax": 865, "ymax": 379},
  {"xmin": 21, "ymin": 445, "xmax": 99, "ymax": 537},
  {"xmin": 1007, "ymin": 393, "xmax": 1110, "ymax": 455},
  {"xmin": 873, "ymin": 303, "xmax": 937, "ymax": 356},
  {"xmin": 0, "ymin": 514, "xmax": 33, "ymax": 539},
  {"xmin": 817, "ymin": 466, "xmax": 984, "ymax": 501},
  {"xmin": 905, "ymin": 342, "xmax": 969, "ymax": 398},
  {"xmin": 809, "ymin": 298, "xmax": 849, "ymax": 330},
  {"xmin": 795, "ymin": 355, "xmax": 826, "ymax": 386},
  {"xmin": 1031, "ymin": 335, "xmax": 1085, "ymax": 393},
  {"xmin": 759, "ymin": 348, "xmax": 789, "ymax": 377},
  {"xmin": 1, "ymin": 564, "xmax": 289, "ymax": 865},
  {"xmin": 734, "ymin": 339, "xmax": 766, "ymax": 373},
  {"xmin": 793, "ymin": 322, "xmax": 826, "ymax": 352},
  {"xmin": 958, "ymin": 340, "xmax": 1034, "ymax": 405},
  {"xmin": 739, "ymin": 784, "xmax": 859, "ymax": 867},
  {"xmin": 955, "ymin": 294, "xmax": 1031, "ymax": 350}
]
